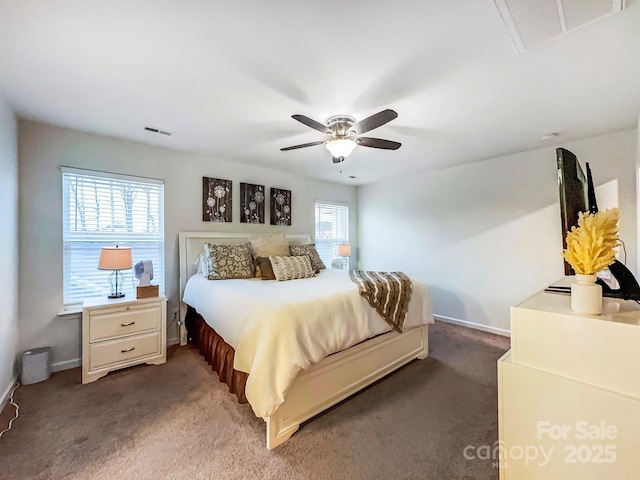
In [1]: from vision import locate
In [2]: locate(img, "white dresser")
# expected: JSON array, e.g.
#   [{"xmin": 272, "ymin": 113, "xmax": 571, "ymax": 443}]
[
  {"xmin": 498, "ymin": 290, "xmax": 640, "ymax": 479},
  {"xmin": 82, "ymin": 296, "xmax": 167, "ymax": 384}
]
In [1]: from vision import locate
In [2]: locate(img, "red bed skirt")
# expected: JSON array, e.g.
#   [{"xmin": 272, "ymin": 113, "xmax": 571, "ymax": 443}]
[{"xmin": 186, "ymin": 306, "xmax": 248, "ymax": 403}]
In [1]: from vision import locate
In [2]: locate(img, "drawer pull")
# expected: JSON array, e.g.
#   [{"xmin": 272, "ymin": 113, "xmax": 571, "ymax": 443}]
[
  {"xmin": 121, "ymin": 321, "xmax": 136, "ymax": 327},
  {"xmin": 121, "ymin": 347, "xmax": 136, "ymax": 353}
]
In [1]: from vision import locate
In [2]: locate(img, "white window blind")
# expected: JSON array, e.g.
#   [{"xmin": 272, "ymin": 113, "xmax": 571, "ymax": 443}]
[
  {"xmin": 314, "ymin": 201, "xmax": 349, "ymax": 268},
  {"xmin": 62, "ymin": 168, "xmax": 164, "ymax": 308}
]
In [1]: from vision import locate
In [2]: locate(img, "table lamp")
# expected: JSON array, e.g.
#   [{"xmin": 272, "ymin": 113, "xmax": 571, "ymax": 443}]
[
  {"xmin": 337, "ymin": 243, "xmax": 351, "ymax": 270},
  {"xmin": 98, "ymin": 245, "xmax": 133, "ymax": 298}
]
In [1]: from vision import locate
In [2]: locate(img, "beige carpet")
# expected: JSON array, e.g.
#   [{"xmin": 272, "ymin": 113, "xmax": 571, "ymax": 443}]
[{"xmin": 0, "ymin": 321, "xmax": 509, "ymax": 480}]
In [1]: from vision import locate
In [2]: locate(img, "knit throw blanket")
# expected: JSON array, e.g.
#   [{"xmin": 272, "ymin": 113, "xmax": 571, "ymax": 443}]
[{"xmin": 349, "ymin": 271, "xmax": 413, "ymax": 333}]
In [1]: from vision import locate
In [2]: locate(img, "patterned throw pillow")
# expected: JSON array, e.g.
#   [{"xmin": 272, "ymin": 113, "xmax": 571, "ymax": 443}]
[
  {"xmin": 249, "ymin": 234, "xmax": 290, "ymax": 257},
  {"xmin": 204, "ymin": 243, "xmax": 254, "ymax": 280},
  {"xmin": 289, "ymin": 244, "xmax": 326, "ymax": 271},
  {"xmin": 269, "ymin": 255, "xmax": 315, "ymax": 281}
]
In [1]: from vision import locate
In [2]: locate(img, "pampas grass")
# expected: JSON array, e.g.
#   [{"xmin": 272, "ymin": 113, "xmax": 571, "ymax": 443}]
[{"xmin": 563, "ymin": 208, "xmax": 620, "ymax": 275}]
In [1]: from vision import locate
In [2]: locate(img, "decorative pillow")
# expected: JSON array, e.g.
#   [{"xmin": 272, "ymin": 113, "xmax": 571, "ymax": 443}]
[
  {"xmin": 289, "ymin": 244, "xmax": 326, "ymax": 271},
  {"xmin": 250, "ymin": 234, "xmax": 289, "ymax": 258},
  {"xmin": 269, "ymin": 255, "xmax": 315, "ymax": 281},
  {"xmin": 204, "ymin": 243, "xmax": 254, "ymax": 280},
  {"xmin": 254, "ymin": 256, "xmax": 276, "ymax": 280},
  {"xmin": 193, "ymin": 252, "xmax": 208, "ymax": 277}
]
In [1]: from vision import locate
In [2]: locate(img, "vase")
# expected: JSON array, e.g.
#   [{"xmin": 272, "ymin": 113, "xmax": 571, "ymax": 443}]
[{"xmin": 571, "ymin": 274, "xmax": 602, "ymax": 315}]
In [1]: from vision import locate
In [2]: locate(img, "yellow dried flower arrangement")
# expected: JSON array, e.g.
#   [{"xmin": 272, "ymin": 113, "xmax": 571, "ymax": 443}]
[{"xmin": 563, "ymin": 208, "xmax": 620, "ymax": 275}]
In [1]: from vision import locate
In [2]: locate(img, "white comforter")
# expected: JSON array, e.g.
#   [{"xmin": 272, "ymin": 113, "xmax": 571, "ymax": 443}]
[{"xmin": 183, "ymin": 269, "xmax": 433, "ymax": 418}]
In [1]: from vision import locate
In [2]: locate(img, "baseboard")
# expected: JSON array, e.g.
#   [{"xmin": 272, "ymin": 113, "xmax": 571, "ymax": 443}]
[
  {"xmin": 51, "ymin": 358, "xmax": 81, "ymax": 372},
  {"xmin": 1, "ymin": 375, "xmax": 18, "ymax": 412},
  {"xmin": 166, "ymin": 337, "xmax": 179, "ymax": 346},
  {"xmin": 435, "ymin": 314, "xmax": 511, "ymax": 337}
]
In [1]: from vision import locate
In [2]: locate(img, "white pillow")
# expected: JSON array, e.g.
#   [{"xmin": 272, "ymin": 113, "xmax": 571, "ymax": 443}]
[
  {"xmin": 193, "ymin": 252, "xmax": 208, "ymax": 277},
  {"xmin": 250, "ymin": 234, "xmax": 289, "ymax": 257},
  {"xmin": 269, "ymin": 255, "xmax": 315, "ymax": 281}
]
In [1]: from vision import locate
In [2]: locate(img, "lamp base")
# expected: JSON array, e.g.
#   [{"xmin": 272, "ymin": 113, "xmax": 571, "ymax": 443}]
[{"xmin": 107, "ymin": 269, "xmax": 126, "ymax": 299}]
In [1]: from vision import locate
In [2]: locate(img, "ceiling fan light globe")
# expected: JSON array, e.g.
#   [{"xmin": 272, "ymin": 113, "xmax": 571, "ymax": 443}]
[{"xmin": 326, "ymin": 139, "xmax": 357, "ymax": 159}]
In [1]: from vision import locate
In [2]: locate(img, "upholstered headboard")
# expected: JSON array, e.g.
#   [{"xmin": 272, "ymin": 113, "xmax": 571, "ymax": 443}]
[{"xmin": 177, "ymin": 232, "xmax": 312, "ymax": 344}]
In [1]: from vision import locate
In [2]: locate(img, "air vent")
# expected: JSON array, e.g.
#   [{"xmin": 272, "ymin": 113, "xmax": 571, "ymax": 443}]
[
  {"xmin": 494, "ymin": 0, "xmax": 624, "ymax": 52},
  {"xmin": 144, "ymin": 126, "xmax": 172, "ymax": 136}
]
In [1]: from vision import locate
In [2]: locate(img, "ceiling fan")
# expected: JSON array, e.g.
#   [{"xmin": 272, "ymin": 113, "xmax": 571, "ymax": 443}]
[{"xmin": 281, "ymin": 109, "xmax": 401, "ymax": 163}]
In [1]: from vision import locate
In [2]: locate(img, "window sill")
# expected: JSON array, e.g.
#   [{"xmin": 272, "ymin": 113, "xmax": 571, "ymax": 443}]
[{"xmin": 58, "ymin": 306, "xmax": 82, "ymax": 316}]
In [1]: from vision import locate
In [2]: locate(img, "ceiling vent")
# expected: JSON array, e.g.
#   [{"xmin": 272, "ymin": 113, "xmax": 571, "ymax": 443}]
[{"xmin": 494, "ymin": 0, "xmax": 625, "ymax": 52}]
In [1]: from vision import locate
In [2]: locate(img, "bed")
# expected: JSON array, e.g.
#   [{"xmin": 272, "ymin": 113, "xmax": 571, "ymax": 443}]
[{"xmin": 178, "ymin": 232, "xmax": 434, "ymax": 449}]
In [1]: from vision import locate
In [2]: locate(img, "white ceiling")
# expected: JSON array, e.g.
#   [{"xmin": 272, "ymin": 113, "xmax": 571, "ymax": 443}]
[{"xmin": 1, "ymin": 0, "xmax": 639, "ymax": 185}]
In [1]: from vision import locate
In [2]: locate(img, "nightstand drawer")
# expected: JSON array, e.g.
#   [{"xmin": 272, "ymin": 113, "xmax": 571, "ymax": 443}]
[
  {"xmin": 89, "ymin": 305, "xmax": 161, "ymax": 343},
  {"xmin": 89, "ymin": 331, "xmax": 161, "ymax": 370}
]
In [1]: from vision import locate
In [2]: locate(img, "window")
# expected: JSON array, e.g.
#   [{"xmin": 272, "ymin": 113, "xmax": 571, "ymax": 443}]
[
  {"xmin": 314, "ymin": 201, "xmax": 349, "ymax": 268},
  {"xmin": 62, "ymin": 168, "xmax": 164, "ymax": 309}
]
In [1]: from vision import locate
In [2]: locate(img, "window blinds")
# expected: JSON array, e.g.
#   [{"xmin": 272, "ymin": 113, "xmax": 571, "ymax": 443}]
[
  {"xmin": 62, "ymin": 168, "xmax": 164, "ymax": 307},
  {"xmin": 314, "ymin": 201, "xmax": 349, "ymax": 268}
]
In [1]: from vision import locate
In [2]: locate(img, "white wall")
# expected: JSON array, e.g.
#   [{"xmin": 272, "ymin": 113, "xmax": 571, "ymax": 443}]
[
  {"xmin": 0, "ymin": 95, "xmax": 19, "ymax": 405},
  {"xmin": 638, "ymin": 114, "xmax": 640, "ymax": 275},
  {"xmin": 358, "ymin": 129, "xmax": 638, "ymax": 334},
  {"xmin": 18, "ymin": 121, "xmax": 358, "ymax": 369}
]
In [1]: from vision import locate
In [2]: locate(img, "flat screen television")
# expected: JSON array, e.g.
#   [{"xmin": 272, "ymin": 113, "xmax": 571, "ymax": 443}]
[
  {"xmin": 555, "ymin": 149, "xmax": 640, "ymax": 298},
  {"xmin": 557, "ymin": 148, "xmax": 591, "ymax": 275}
]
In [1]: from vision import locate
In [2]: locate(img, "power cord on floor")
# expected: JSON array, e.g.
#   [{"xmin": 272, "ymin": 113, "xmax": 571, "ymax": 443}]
[{"xmin": 0, "ymin": 382, "xmax": 20, "ymax": 438}]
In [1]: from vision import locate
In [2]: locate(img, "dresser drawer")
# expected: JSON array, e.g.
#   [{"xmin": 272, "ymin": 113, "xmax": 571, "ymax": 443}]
[
  {"xmin": 89, "ymin": 331, "xmax": 161, "ymax": 370},
  {"xmin": 89, "ymin": 304, "xmax": 161, "ymax": 343},
  {"xmin": 511, "ymin": 294, "xmax": 640, "ymax": 399}
]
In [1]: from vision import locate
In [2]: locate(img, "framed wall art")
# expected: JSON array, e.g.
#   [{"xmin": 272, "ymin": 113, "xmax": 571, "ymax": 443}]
[
  {"xmin": 240, "ymin": 183, "xmax": 265, "ymax": 224},
  {"xmin": 270, "ymin": 187, "xmax": 291, "ymax": 226},
  {"xmin": 202, "ymin": 177, "xmax": 232, "ymax": 222}
]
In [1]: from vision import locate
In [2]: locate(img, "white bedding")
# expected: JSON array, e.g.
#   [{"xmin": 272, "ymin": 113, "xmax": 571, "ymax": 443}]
[{"xmin": 183, "ymin": 269, "xmax": 433, "ymax": 417}]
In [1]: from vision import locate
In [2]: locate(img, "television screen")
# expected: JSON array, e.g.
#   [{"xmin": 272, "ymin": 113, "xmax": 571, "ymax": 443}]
[{"xmin": 557, "ymin": 148, "xmax": 588, "ymax": 275}]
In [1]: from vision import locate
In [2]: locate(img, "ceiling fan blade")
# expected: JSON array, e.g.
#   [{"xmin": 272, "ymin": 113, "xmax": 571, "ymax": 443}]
[
  {"xmin": 280, "ymin": 140, "xmax": 326, "ymax": 151},
  {"xmin": 291, "ymin": 114, "xmax": 332, "ymax": 134},
  {"xmin": 350, "ymin": 109, "xmax": 398, "ymax": 135},
  {"xmin": 357, "ymin": 137, "xmax": 402, "ymax": 150}
]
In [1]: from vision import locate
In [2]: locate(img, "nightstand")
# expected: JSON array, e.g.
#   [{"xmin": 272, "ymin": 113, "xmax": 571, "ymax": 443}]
[{"xmin": 82, "ymin": 295, "xmax": 167, "ymax": 384}]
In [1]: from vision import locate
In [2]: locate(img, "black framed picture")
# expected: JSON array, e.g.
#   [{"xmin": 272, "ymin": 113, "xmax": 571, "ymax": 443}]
[
  {"xmin": 270, "ymin": 188, "xmax": 291, "ymax": 226},
  {"xmin": 240, "ymin": 183, "xmax": 265, "ymax": 224},
  {"xmin": 202, "ymin": 177, "xmax": 232, "ymax": 222}
]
